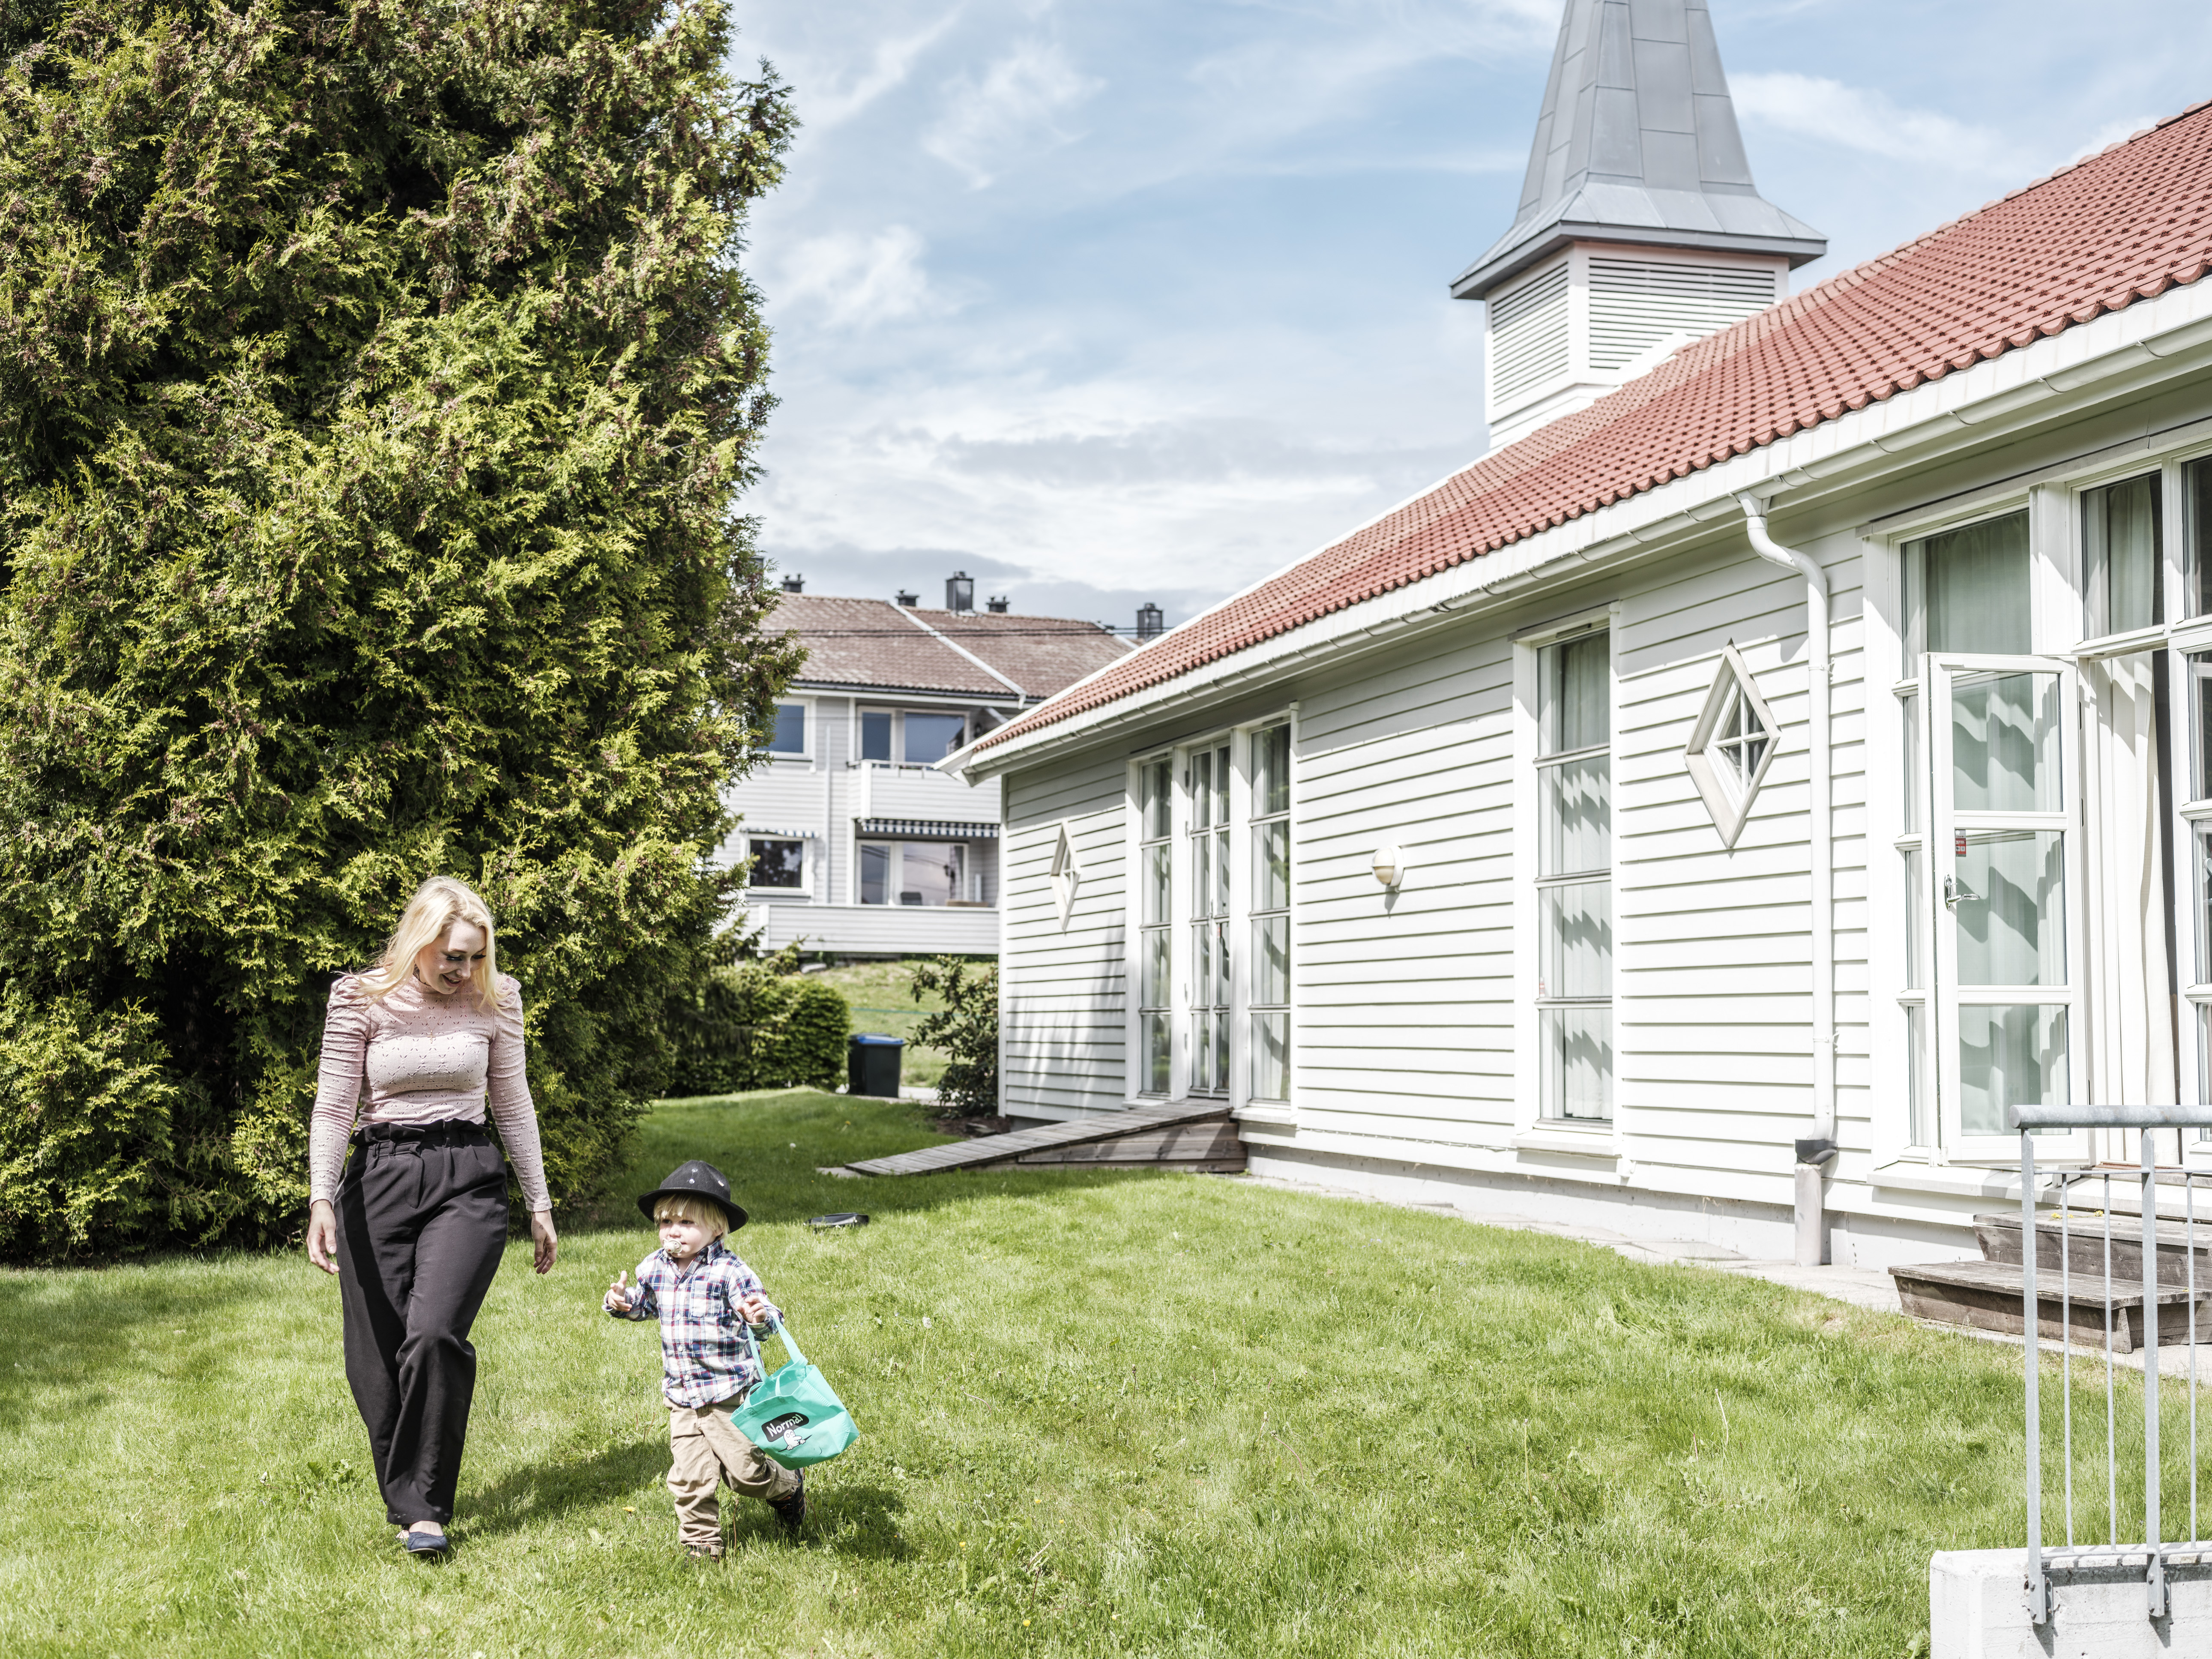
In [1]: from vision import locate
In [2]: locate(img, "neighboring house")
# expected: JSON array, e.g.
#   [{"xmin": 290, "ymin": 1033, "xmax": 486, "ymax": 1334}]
[
  {"xmin": 952, "ymin": 0, "xmax": 2212, "ymax": 1268},
  {"xmin": 726, "ymin": 578, "xmax": 1136, "ymax": 957}
]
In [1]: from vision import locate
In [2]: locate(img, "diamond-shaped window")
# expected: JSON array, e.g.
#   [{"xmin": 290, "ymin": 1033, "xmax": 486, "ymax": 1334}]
[
  {"xmin": 1683, "ymin": 643, "xmax": 1779, "ymax": 848},
  {"xmin": 1049, "ymin": 822, "xmax": 1083, "ymax": 929}
]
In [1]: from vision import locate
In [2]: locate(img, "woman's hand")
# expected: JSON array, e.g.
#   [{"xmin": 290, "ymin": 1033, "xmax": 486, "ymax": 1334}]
[
  {"xmin": 306, "ymin": 1200, "xmax": 340, "ymax": 1276},
  {"xmin": 530, "ymin": 1208, "xmax": 559, "ymax": 1274}
]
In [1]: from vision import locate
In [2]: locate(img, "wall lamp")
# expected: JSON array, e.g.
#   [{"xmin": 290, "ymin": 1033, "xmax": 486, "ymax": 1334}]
[{"xmin": 1371, "ymin": 846, "xmax": 1408, "ymax": 889}]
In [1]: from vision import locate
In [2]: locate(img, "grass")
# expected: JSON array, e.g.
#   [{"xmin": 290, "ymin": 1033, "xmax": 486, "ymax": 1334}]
[
  {"xmin": 808, "ymin": 958, "xmax": 953, "ymax": 1093},
  {"xmin": 0, "ymin": 1088, "xmax": 2188, "ymax": 1656}
]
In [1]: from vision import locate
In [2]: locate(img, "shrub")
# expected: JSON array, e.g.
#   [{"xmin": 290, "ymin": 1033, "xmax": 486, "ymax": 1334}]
[
  {"xmin": 664, "ymin": 966, "xmax": 850, "ymax": 1097},
  {"xmin": 910, "ymin": 957, "xmax": 999, "ymax": 1116},
  {"xmin": 0, "ymin": 0, "xmax": 799, "ymax": 1258}
]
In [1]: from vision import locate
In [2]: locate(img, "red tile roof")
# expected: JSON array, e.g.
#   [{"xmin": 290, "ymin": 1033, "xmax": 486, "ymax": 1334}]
[
  {"xmin": 776, "ymin": 593, "xmax": 1131, "ymax": 701},
  {"xmin": 975, "ymin": 100, "xmax": 2212, "ymax": 756}
]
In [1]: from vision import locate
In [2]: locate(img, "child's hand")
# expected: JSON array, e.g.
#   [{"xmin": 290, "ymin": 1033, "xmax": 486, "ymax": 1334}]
[
  {"xmin": 737, "ymin": 1292, "xmax": 773, "ymax": 1325},
  {"xmin": 603, "ymin": 1270, "xmax": 634, "ymax": 1314}
]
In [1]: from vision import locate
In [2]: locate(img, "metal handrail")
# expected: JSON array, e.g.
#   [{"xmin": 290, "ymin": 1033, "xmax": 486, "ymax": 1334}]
[{"xmin": 2009, "ymin": 1104, "xmax": 2212, "ymax": 1625}]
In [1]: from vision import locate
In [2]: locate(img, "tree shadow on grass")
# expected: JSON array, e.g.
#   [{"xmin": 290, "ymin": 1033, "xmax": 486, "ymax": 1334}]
[
  {"xmin": 566, "ymin": 1090, "xmax": 1180, "ymax": 1238},
  {"xmin": 459, "ymin": 1436, "xmax": 670, "ymax": 1540}
]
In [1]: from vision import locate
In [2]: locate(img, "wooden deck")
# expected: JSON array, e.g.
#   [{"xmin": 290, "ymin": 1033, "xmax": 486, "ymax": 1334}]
[{"xmin": 836, "ymin": 1100, "xmax": 1242, "ymax": 1178}]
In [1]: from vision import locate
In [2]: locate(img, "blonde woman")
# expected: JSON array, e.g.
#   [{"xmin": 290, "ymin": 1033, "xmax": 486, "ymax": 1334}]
[{"xmin": 302, "ymin": 876, "xmax": 559, "ymax": 1555}]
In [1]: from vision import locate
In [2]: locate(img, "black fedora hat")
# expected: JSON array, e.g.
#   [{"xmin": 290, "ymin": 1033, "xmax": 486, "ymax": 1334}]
[{"xmin": 636, "ymin": 1160, "xmax": 747, "ymax": 1231}]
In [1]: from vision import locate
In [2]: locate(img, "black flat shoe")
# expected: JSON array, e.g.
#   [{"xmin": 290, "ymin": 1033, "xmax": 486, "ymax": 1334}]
[{"xmin": 401, "ymin": 1527, "xmax": 449, "ymax": 1556}]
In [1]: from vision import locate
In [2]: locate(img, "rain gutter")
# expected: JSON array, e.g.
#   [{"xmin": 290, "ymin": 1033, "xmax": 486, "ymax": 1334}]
[{"xmin": 1738, "ymin": 493, "xmax": 1837, "ymax": 1269}]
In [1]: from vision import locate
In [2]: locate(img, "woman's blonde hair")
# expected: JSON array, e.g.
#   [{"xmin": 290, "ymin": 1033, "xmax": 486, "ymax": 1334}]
[
  {"xmin": 654, "ymin": 1195, "xmax": 728, "ymax": 1240},
  {"xmin": 358, "ymin": 876, "xmax": 503, "ymax": 1012}
]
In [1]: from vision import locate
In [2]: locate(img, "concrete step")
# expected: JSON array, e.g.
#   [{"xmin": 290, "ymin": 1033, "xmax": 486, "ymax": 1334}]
[
  {"xmin": 1975, "ymin": 1212, "xmax": 2212, "ymax": 1288},
  {"xmin": 1891, "ymin": 1258, "xmax": 2209, "ymax": 1354}
]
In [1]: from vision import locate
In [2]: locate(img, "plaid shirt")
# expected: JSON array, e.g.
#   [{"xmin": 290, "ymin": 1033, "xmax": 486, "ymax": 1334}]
[{"xmin": 609, "ymin": 1240, "xmax": 780, "ymax": 1408}]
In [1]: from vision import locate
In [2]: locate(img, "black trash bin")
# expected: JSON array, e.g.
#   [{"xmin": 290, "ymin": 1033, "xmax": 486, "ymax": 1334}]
[{"xmin": 847, "ymin": 1033, "xmax": 905, "ymax": 1098}]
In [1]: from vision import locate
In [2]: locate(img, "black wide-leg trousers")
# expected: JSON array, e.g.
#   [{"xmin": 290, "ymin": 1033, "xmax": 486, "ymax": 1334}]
[{"xmin": 334, "ymin": 1126, "xmax": 509, "ymax": 1525}]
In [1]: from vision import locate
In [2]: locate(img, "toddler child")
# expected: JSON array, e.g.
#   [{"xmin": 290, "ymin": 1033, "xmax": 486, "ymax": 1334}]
[{"xmin": 603, "ymin": 1159, "xmax": 807, "ymax": 1556}]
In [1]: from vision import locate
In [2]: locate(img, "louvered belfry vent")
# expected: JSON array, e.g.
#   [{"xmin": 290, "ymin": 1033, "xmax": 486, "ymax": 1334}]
[
  {"xmin": 1586, "ymin": 258, "xmax": 1777, "ymax": 370},
  {"xmin": 1486, "ymin": 260, "xmax": 1573, "ymax": 408}
]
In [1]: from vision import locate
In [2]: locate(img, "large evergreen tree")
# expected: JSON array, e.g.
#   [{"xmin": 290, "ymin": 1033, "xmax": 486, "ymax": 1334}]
[{"xmin": 0, "ymin": 0, "xmax": 800, "ymax": 1257}]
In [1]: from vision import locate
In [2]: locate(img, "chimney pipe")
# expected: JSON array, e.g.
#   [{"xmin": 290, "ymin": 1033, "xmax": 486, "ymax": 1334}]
[
  {"xmin": 895, "ymin": 589, "xmax": 918, "ymax": 607},
  {"xmin": 986, "ymin": 595, "xmax": 1009, "ymax": 613},
  {"xmin": 945, "ymin": 571, "xmax": 974, "ymax": 613},
  {"xmin": 781, "ymin": 574, "xmax": 803, "ymax": 594},
  {"xmin": 1136, "ymin": 602, "xmax": 1164, "ymax": 641}
]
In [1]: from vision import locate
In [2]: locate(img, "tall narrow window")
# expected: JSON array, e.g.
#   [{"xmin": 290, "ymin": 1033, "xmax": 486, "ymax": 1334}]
[
  {"xmin": 1536, "ymin": 631, "xmax": 1612, "ymax": 1120},
  {"xmin": 1248, "ymin": 724, "xmax": 1291, "ymax": 1102},
  {"xmin": 2187, "ymin": 656, "xmax": 2212, "ymax": 1117},
  {"xmin": 2188, "ymin": 458, "xmax": 2212, "ymax": 619},
  {"xmin": 2083, "ymin": 473, "xmax": 2162, "ymax": 637},
  {"xmin": 1137, "ymin": 759, "xmax": 1173, "ymax": 1095},
  {"xmin": 1188, "ymin": 741, "xmax": 1231, "ymax": 1094},
  {"xmin": 1898, "ymin": 688, "xmax": 1931, "ymax": 1145}
]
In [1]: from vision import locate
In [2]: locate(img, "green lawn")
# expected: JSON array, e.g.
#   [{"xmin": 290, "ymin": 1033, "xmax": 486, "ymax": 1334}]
[
  {"xmin": 808, "ymin": 958, "xmax": 955, "ymax": 1093},
  {"xmin": 0, "ymin": 1088, "xmax": 2171, "ymax": 1656}
]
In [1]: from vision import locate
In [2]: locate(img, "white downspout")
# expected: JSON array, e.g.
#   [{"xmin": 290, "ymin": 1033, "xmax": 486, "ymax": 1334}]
[{"xmin": 1737, "ymin": 493, "xmax": 1836, "ymax": 1267}]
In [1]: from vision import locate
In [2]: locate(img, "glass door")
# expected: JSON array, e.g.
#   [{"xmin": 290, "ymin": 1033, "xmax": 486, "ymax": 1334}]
[{"xmin": 1921, "ymin": 653, "xmax": 2090, "ymax": 1160}]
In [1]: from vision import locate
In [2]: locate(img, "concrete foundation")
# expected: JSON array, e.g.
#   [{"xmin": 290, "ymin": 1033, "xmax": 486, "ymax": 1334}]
[
  {"xmin": 1934, "ymin": 1550, "xmax": 2212, "ymax": 1656},
  {"xmin": 1243, "ymin": 1143, "xmax": 1982, "ymax": 1270}
]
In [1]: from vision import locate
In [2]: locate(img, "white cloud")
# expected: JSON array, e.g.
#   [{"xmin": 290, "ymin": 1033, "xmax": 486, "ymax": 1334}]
[
  {"xmin": 1732, "ymin": 72, "xmax": 2007, "ymax": 171},
  {"xmin": 788, "ymin": 13, "xmax": 961, "ymax": 132},
  {"xmin": 762, "ymin": 226, "xmax": 944, "ymax": 331},
  {"xmin": 922, "ymin": 41, "xmax": 1103, "ymax": 189},
  {"xmin": 2070, "ymin": 114, "xmax": 2160, "ymax": 164}
]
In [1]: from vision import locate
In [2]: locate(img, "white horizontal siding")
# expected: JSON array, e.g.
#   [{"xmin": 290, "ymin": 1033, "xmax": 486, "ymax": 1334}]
[
  {"xmin": 987, "ymin": 517, "xmax": 1876, "ymax": 1209},
  {"xmin": 999, "ymin": 749, "xmax": 1130, "ymax": 1119}
]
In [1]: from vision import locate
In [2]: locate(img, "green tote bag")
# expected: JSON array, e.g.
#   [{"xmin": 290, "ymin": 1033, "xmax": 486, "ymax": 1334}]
[{"xmin": 728, "ymin": 1318, "xmax": 859, "ymax": 1469}]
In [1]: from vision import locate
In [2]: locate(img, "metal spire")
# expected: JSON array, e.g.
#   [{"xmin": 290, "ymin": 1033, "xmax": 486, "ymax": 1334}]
[{"xmin": 1452, "ymin": 0, "xmax": 1825, "ymax": 301}]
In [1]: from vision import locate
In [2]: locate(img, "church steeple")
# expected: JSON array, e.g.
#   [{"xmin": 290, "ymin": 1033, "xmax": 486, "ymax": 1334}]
[{"xmin": 1455, "ymin": 0, "xmax": 1826, "ymax": 447}]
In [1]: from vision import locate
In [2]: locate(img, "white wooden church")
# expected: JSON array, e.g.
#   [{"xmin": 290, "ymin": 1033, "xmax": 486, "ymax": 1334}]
[{"xmin": 949, "ymin": 0, "xmax": 2212, "ymax": 1269}]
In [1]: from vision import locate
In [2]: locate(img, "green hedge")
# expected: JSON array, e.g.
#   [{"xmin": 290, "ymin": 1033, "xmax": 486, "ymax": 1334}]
[{"xmin": 664, "ymin": 967, "xmax": 850, "ymax": 1097}]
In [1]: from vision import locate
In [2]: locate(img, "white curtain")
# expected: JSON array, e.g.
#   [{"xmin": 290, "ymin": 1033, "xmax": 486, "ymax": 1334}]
[{"xmin": 2086, "ymin": 656, "xmax": 2176, "ymax": 1163}]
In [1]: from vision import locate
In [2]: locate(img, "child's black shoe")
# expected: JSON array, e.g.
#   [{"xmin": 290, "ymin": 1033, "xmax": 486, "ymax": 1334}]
[{"xmin": 770, "ymin": 1470, "xmax": 808, "ymax": 1535}]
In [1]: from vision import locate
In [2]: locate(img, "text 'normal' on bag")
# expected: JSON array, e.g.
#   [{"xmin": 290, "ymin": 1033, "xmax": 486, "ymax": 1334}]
[{"xmin": 728, "ymin": 1318, "xmax": 859, "ymax": 1469}]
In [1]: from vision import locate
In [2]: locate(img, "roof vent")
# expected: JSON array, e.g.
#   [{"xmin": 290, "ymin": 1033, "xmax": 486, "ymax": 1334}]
[
  {"xmin": 1136, "ymin": 602, "xmax": 1164, "ymax": 641},
  {"xmin": 895, "ymin": 590, "xmax": 918, "ymax": 608},
  {"xmin": 781, "ymin": 574, "xmax": 804, "ymax": 593},
  {"xmin": 986, "ymin": 595, "xmax": 1009, "ymax": 613},
  {"xmin": 945, "ymin": 572, "xmax": 974, "ymax": 613}
]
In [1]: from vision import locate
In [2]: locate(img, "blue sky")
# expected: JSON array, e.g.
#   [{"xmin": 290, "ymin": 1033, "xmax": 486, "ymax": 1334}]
[{"xmin": 735, "ymin": 0, "xmax": 2212, "ymax": 633}]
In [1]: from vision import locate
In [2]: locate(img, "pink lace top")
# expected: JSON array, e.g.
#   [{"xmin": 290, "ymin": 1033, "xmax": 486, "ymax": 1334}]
[{"xmin": 305, "ymin": 971, "xmax": 552, "ymax": 1211}]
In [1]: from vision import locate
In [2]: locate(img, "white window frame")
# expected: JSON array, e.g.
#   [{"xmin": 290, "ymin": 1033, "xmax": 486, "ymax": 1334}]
[
  {"xmin": 743, "ymin": 834, "xmax": 811, "ymax": 895},
  {"xmin": 1121, "ymin": 713, "xmax": 1297, "ymax": 1110},
  {"xmin": 1048, "ymin": 821, "xmax": 1084, "ymax": 930},
  {"xmin": 856, "ymin": 705, "xmax": 972, "ymax": 769},
  {"xmin": 1246, "ymin": 720, "xmax": 1294, "ymax": 1107},
  {"xmin": 855, "ymin": 838, "xmax": 969, "ymax": 908},
  {"xmin": 1511, "ymin": 604, "xmax": 1620, "ymax": 1150},
  {"xmin": 1682, "ymin": 641, "xmax": 1779, "ymax": 849},
  {"xmin": 1876, "ymin": 488, "xmax": 2091, "ymax": 1168},
  {"xmin": 763, "ymin": 697, "xmax": 813, "ymax": 761}
]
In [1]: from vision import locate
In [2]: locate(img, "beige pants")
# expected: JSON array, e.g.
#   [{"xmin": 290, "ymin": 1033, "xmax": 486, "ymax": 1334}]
[{"xmin": 667, "ymin": 1398, "xmax": 800, "ymax": 1549}]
